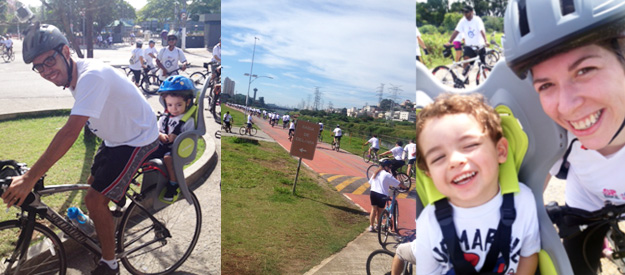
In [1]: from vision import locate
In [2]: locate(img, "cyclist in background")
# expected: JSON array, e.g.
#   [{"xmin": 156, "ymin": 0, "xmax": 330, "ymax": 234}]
[
  {"xmin": 379, "ymin": 140, "xmax": 405, "ymax": 177},
  {"xmin": 368, "ymin": 158, "xmax": 407, "ymax": 232},
  {"xmin": 444, "ymin": 5, "xmax": 488, "ymax": 69},
  {"xmin": 245, "ymin": 112, "xmax": 254, "ymax": 134},
  {"xmin": 156, "ymin": 32, "xmax": 187, "ymax": 81},
  {"xmin": 210, "ymin": 38, "xmax": 221, "ymax": 83},
  {"xmin": 404, "ymin": 139, "xmax": 417, "ymax": 176},
  {"xmin": 288, "ymin": 120, "xmax": 296, "ymax": 140},
  {"xmin": 363, "ymin": 134, "xmax": 380, "ymax": 159},
  {"xmin": 2, "ymin": 23, "xmax": 159, "ymax": 275},
  {"xmin": 143, "ymin": 40, "xmax": 158, "ymax": 73},
  {"xmin": 333, "ymin": 125, "xmax": 342, "ymax": 146},
  {"xmin": 318, "ymin": 121, "xmax": 324, "ymax": 138},
  {"xmin": 129, "ymin": 41, "xmax": 146, "ymax": 88},
  {"xmin": 3, "ymin": 35, "xmax": 13, "ymax": 56},
  {"xmin": 223, "ymin": 111, "xmax": 233, "ymax": 132}
]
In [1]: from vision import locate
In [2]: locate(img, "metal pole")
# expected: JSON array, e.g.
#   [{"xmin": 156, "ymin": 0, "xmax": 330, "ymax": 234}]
[
  {"xmin": 245, "ymin": 36, "xmax": 259, "ymax": 113},
  {"xmin": 293, "ymin": 157, "xmax": 302, "ymax": 195}
]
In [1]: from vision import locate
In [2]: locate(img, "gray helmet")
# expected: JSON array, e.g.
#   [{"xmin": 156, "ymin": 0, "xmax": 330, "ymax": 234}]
[
  {"xmin": 22, "ymin": 23, "xmax": 69, "ymax": 64},
  {"xmin": 167, "ymin": 31, "xmax": 178, "ymax": 40},
  {"xmin": 504, "ymin": 0, "xmax": 625, "ymax": 79}
]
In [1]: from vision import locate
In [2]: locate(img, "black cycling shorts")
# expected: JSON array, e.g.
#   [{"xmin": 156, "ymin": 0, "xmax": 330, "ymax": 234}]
[{"xmin": 370, "ymin": 191, "xmax": 387, "ymax": 208}]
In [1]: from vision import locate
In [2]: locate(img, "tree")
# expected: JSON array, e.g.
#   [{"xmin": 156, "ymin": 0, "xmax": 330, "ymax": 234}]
[
  {"xmin": 379, "ymin": 99, "xmax": 394, "ymax": 111},
  {"xmin": 441, "ymin": 12, "xmax": 463, "ymax": 33},
  {"xmin": 340, "ymin": 108, "xmax": 347, "ymax": 116},
  {"xmin": 416, "ymin": 0, "xmax": 448, "ymax": 27},
  {"xmin": 139, "ymin": 0, "xmax": 218, "ymax": 25}
]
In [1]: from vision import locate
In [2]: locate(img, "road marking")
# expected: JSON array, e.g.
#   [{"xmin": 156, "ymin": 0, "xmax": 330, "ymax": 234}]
[
  {"xmin": 326, "ymin": 174, "xmax": 346, "ymax": 182},
  {"xmin": 353, "ymin": 182, "xmax": 370, "ymax": 195},
  {"xmin": 334, "ymin": 177, "xmax": 361, "ymax": 192}
]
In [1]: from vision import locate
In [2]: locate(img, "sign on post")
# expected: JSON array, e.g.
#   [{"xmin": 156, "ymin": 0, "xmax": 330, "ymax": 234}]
[
  {"xmin": 289, "ymin": 120, "xmax": 320, "ymax": 160},
  {"xmin": 289, "ymin": 120, "xmax": 320, "ymax": 195}
]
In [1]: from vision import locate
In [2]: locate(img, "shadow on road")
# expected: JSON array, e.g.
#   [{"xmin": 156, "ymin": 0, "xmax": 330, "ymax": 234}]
[{"xmin": 298, "ymin": 195, "xmax": 367, "ymax": 216}]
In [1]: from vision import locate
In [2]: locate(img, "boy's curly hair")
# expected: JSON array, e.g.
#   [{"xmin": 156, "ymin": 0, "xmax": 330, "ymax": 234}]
[{"xmin": 416, "ymin": 93, "xmax": 503, "ymax": 171}]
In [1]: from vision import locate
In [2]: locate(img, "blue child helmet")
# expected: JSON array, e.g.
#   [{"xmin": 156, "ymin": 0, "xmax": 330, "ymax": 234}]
[{"xmin": 157, "ymin": 75, "xmax": 196, "ymax": 109}]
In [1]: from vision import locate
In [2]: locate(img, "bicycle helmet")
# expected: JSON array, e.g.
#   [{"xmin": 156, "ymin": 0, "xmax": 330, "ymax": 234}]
[
  {"xmin": 379, "ymin": 158, "xmax": 393, "ymax": 167},
  {"xmin": 504, "ymin": 0, "xmax": 625, "ymax": 79},
  {"xmin": 136, "ymin": 40, "xmax": 143, "ymax": 47},
  {"xmin": 148, "ymin": 40, "xmax": 155, "ymax": 44},
  {"xmin": 22, "ymin": 22, "xmax": 68, "ymax": 64},
  {"xmin": 167, "ymin": 31, "xmax": 178, "ymax": 40},
  {"xmin": 158, "ymin": 75, "xmax": 196, "ymax": 110}
]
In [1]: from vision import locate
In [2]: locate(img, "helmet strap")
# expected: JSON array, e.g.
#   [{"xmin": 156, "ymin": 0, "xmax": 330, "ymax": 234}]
[{"xmin": 57, "ymin": 46, "xmax": 73, "ymax": 90}]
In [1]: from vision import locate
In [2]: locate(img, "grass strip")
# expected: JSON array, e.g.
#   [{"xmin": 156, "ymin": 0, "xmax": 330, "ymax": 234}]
[{"xmin": 222, "ymin": 136, "xmax": 368, "ymax": 274}]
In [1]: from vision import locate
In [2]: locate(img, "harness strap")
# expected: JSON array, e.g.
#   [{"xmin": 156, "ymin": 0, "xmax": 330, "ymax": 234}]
[
  {"xmin": 555, "ymin": 138, "xmax": 578, "ymax": 180},
  {"xmin": 434, "ymin": 193, "xmax": 516, "ymax": 274}
]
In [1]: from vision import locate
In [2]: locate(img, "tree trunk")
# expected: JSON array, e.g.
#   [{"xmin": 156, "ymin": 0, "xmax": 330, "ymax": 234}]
[{"xmin": 85, "ymin": 0, "xmax": 94, "ymax": 58}]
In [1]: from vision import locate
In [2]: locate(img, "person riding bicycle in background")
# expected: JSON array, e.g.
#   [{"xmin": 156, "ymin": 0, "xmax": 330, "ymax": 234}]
[
  {"xmin": 332, "ymin": 124, "xmax": 343, "ymax": 146},
  {"xmin": 210, "ymin": 38, "xmax": 221, "ymax": 83},
  {"xmin": 1, "ymin": 23, "xmax": 159, "ymax": 275},
  {"xmin": 282, "ymin": 113, "xmax": 290, "ymax": 129},
  {"xmin": 129, "ymin": 41, "xmax": 146, "ymax": 88},
  {"xmin": 363, "ymin": 134, "xmax": 380, "ymax": 159},
  {"xmin": 368, "ymin": 158, "xmax": 407, "ymax": 233},
  {"xmin": 378, "ymin": 140, "xmax": 405, "ymax": 177},
  {"xmin": 318, "ymin": 121, "xmax": 324, "ymax": 137},
  {"xmin": 403, "ymin": 139, "xmax": 417, "ymax": 176},
  {"xmin": 149, "ymin": 75, "xmax": 196, "ymax": 202},
  {"xmin": 504, "ymin": 0, "xmax": 625, "ymax": 273},
  {"xmin": 406, "ymin": 93, "xmax": 539, "ymax": 275},
  {"xmin": 288, "ymin": 119, "xmax": 296, "ymax": 140},
  {"xmin": 444, "ymin": 5, "xmax": 488, "ymax": 72},
  {"xmin": 156, "ymin": 32, "xmax": 188, "ymax": 81},
  {"xmin": 245, "ymin": 112, "xmax": 254, "ymax": 134},
  {"xmin": 144, "ymin": 40, "xmax": 158, "ymax": 73},
  {"xmin": 2, "ymin": 35, "xmax": 13, "ymax": 57},
  {"xmin": 223, "ymin": 111, "xmax": 233, "ymax": 132}
]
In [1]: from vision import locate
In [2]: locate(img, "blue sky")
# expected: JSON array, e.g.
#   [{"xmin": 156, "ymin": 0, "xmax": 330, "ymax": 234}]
[{"xmin": 222, "ymin": 0, "xmax": 416, "ymax": 109}]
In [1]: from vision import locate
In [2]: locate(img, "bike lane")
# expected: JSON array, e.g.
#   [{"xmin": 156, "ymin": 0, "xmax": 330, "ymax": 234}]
[{"xmin": 251, "ymin": 115, "xmax": 417, "ymax": 232}]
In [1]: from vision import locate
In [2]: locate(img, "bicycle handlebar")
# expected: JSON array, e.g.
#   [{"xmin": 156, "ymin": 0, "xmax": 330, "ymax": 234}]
[{"xmin": 0, "ymin": 179, "xmax": 37, "ymax": 207}]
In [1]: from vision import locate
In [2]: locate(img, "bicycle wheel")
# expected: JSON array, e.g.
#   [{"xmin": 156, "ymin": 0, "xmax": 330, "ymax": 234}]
[
  {"xmin": 363, "ymin": 150, "xmax": 372, "ymax": 163},
  {"xmin": 366, "ymin": 164, "xmax": 379, "ymax": 180},
  {"xmin": 475, "ymin": 65, "xmax": 492, "ymax": 86},
  {"xmin": 142, "ymin": 74, "xmax": 161, "ymax": 95},
  {"xmin": 0, "ymin": 220, "xmax": 67, "ymax": 275},
  {"xmin": 331, "ymin": 142, "xmax": 336, "ymax": 151},
  {"xmin": 396, "ymin": 173, "xmax": 412, "ymax": 191},
  {"xmin": 239, "ymin": 127, "xmax": 246, "ymax": 135},
  {"xmin": 249, "ymin": 127, "xmax": 258, "ymax": 136},
  {"xmin": 366, "ymin": 249, "xmax": 394, "ymax": 275},
  {"xmin": 377, "ymin": 210, "xmax": 391, "ymax": 247},
  {"xmin": 189, "ymin": 72, "xmax": 206, "ymax": 89},
  {"xmin": 432, "ymin": 65, "xmax": 462, "ymax": 89},
  {"xmin": 485, "ymin": 51, "xmax": 499, "ymax": 67},
  {"xmin": 1, "ymin": 53, "xmax": 8, "ymax": 63},
  {"xmin": 118, "ymin": 191, "xmax": 202, "ymax": 275},
  {"xmin": 393, "ymin": 202, "xmax": 399, "ymax": 233}
]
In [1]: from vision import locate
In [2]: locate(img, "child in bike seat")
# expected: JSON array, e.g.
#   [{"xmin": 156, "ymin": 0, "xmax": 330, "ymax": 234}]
[
  {"xmin": 149, "ymin": 75, "xmax": 196, "ymax": 202},
  {"xmin": 368, "ymin": 158, "xmax": 408, "ymax": 233},
  {"xmin": 378, "ymin": 140, "xmax": 405, "ymax": 177},
  {"xmin": 395, "ymin": 93, "xmax": 540, "ymax": 275}
]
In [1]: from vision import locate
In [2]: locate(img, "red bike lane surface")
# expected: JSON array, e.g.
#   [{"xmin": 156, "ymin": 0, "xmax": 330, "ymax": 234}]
[{"xmin": 250, "ymin": 115, "xmax": 417, "ymax": 232}]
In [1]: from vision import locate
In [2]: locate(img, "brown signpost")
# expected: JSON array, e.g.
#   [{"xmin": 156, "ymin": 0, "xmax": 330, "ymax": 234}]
[{"xmin": 289, "ymin": 120, "xmax": 320, "ymax": 194}]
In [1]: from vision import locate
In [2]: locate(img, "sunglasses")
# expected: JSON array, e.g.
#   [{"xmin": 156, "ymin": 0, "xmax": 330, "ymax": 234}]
[
  {"xmin": 168, "ymin": 37, "xmax": 177, "ymax": 41},
  {"xmin": 32, "ymin": 51, "xmax": 58, "ymax": 74}
]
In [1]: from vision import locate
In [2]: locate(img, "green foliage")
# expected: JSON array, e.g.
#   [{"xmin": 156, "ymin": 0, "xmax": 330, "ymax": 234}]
[
  {"xmin": 483, "ymin": 16, "xmax": 503, "ymax": 32},
  {"xmin": 418, "ymin": 24, "xmax": 438, "ymax": 34},
  {"xmin": 441, "ymin": 12, "xmax": 463, "ymax": 33},
  {"xmin": 139, "ymin": 0, "xmax": 219, "ymax": 23}
]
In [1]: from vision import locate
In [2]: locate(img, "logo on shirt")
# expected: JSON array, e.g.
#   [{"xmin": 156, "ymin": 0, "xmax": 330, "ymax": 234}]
[
  {"xmin": 604, "ymin": 188, "xmax": 619, "ymax": 200},
  {"xmin": 467, "ymin": 28, "xmax": 476, "ymax": 39}
]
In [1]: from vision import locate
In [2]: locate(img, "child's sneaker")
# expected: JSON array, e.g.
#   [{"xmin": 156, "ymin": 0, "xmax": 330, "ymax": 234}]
[
  {"xmin": 367, "ymin": 225, "xmax": 376, "ymax": 232},
  {"xmin": 91, "ymin": 261, "xmax": 119, "ymax": 275},
  {"xmin": 163, "ymin": 184, "xmax": 179, "ymax": 202}
]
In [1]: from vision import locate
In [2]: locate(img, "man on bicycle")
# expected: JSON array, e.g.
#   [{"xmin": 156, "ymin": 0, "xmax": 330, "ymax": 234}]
[
  {"xmin": 318, "ymin": 121, "xmax": 324, "ymax": 138},
  {"xmin": 245, "ymin": 112, "xmax": 254, "ymax": 134},
  {"xmin": 144, "ymin": 40, "xmax": 158, "ymax": 73},
  {"xmin": 378, "ymin": 140, "xmax": 405, "ymax": 177},
  {"xmin": 2, "ymin": 23, "xmax": 159, "ymax": 275},
  {"xmin": 156, "ymin": 32, "xmax": 188, "ymax": 81},
  {"xmin": 333, "ymin": 125, "xmax": 342, "ymax": 146},
  {"xmin": 363, "ymin": 134, "xmax": 380, "ymax": 159},
  {"xmin": 444, "ymin": 5, "xmax": 488, "ymax": 71},
  {"xmin": 210, "ymin": 38, "xmax": 221, "ymax": 83},
  {"xmin": 403, "ymin": 139, "xmax": 416, "ymax": 176}
]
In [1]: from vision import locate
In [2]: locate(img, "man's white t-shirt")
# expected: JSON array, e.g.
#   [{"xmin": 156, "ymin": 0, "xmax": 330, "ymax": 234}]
[
  {"xmin": 333, "ymin": 128, "xmax": 342, "ymax": 137},
  {"xmin": 404, "ymin": 143, "xmax": 417, "ymax": 160},
  {"xmin": 455, "ymin": 16, "xmax": 485, "ymax": 47},
  {"xmin": 4, "ymin": 39, "xmax": 12, "ymax": 48},
  {"xmin": 129, "ymin": 48, "xmax": 144, "ymax": 70},
  {"xmin": 416, "ymin": 26, "xmax": 422, "ymax": 57},
  {"xmin": 144, "ymin": 46, "xmax": 158, "ymax": 68},
  {"xmin": 414, "ymin": 183, "xmax": 540, "ymax": 274},
  {"xmin": 71, "ymin": 60, "xmax": 158, "ymax": 147},
  {"xmin": 390, "ymin": 146, "xmax": 404, "ymax": 160},
  {"xmin": 247, "ymin": 114, "xmax": 252, "ymax": 124},
  {"xmin": 211, "ymin": 43, "xmax": 221, "ymax": 63},
  {"xmin": 319, "ymin": 123, "xmax": 324, "ymax": 130},
  {"xmin": 368, "ymin": 137, "xmax": 380, "ymax": 149},
  {"xmin": 289, "ymin": 122, "xmax": 295, "ymax": 130},
  {"xmin": 369, "ymin": 170, "xmax": 400, "ymax": 196},
  {"xmin": 550, "ymin": 139, "xmax": 625, "ymax": 211},
  {"xmin": 223, "ymin": 113, "xmax": 232, "ymax": 122},
  {"xmin": 157, "ymin": 47, "xmax": 187, "ymax": 76}
]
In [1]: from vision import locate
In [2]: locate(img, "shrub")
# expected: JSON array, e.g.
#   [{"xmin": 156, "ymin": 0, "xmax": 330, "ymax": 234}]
[{"xmin": 418, "ymin": 24, "xmax": 438, "ymax": 34}]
